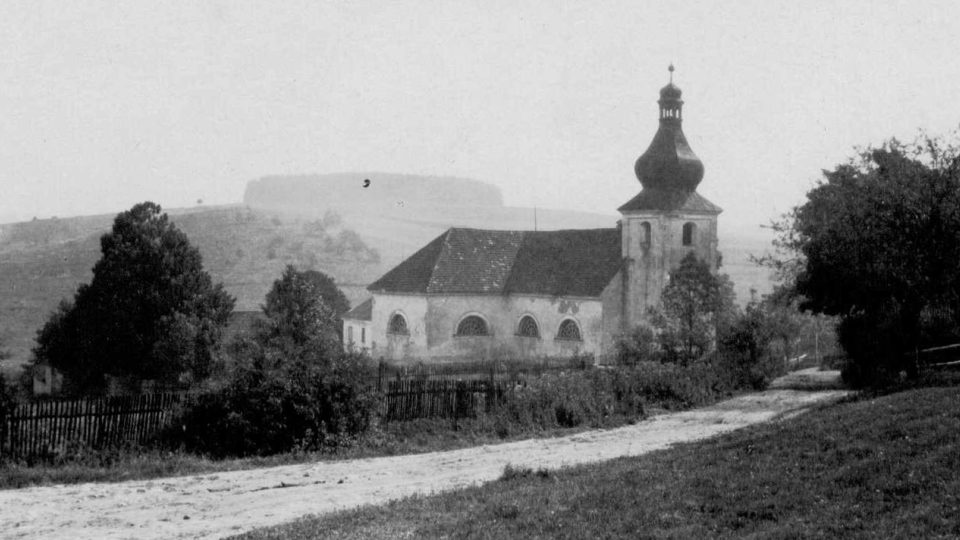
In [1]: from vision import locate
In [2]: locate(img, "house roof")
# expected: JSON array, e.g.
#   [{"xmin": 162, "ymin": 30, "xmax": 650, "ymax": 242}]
[
  {"xmin": 342, "ymin": 298, "xmax": 373, "ymax": 321},
  {"xmin": 618, "ymin": 189, "xmax": 722, "ymax": 214},
  {"xmin": 368, "ymin": 227, "xmax": 622, "ymax": 298}
]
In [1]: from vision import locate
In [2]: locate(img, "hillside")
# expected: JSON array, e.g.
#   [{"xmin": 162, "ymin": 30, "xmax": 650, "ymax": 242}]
[
  {"xmin": 0, "ymin": 206, "xmax": 382, "ymax": 370},
  {"xmin": 0, "ymin": 174, "xmax": 775, "ymax": 371}
]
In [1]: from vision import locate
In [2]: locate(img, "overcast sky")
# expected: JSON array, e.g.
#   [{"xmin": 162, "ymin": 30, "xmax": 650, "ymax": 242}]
[{"xmin": 2, "ymin": 1, "xmax": 958, "ymax": 237}]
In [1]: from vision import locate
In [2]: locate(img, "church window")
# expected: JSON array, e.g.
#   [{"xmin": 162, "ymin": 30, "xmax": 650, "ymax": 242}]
[
  {"xmin": 456, "ymin": 315, "xmax": 490, "ymax": 337},
  {"xmin": 640, "ymin": 222, "xmax": 652, "ymax": 247},
  {"xmin": 361, "ymin": 327, "xmax": 366, "ymax": 344},
  {"xmin": 347, "ymin": 325, "xmax": 354, "ymax": 344},
  {"xmin": 682, "ymin": 222, "xmax": 696, "ymax": 246},
  {"xmin": 388, "ymin": 313, "xmax": 409, "ymax": 335},
  {"xmin": 516, "ymin": 315, "xmax": 540, "ymax": 338},
  {"xmin": 556, "ymin": 319, "xmax": 582, "ymax": 341}
]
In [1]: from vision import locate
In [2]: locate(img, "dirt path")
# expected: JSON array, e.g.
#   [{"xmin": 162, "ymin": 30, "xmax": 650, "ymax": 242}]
[{"xmin": 0, "ymin": 369, "xmax": 850, "ymax": 540}]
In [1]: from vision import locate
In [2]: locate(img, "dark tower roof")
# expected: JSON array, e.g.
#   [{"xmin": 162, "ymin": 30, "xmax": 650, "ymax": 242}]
[
  {"xmin": 633, "ymin": 65, "xmax": 705, "ymax": 194},
  {"xmin": 620, "ymin": 65, "xmax": 719, "ymax": 214}
]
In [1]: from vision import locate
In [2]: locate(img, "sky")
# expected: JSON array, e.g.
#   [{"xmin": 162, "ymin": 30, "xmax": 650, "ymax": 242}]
[{"xmin": 2, "ymin": 0, "xmax": 959, "ymax": 238}]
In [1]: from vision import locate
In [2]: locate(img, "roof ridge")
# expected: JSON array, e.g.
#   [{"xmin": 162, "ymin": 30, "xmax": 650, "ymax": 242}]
[{"xmin": 425, "ymin": 228, "xmax": 454, "ymax": 293}]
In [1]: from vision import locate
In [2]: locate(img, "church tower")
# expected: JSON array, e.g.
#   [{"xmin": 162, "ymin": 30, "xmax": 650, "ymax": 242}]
[{"xmin": 618, "ymin": 65, "xmax": 722, "ymax": 331}]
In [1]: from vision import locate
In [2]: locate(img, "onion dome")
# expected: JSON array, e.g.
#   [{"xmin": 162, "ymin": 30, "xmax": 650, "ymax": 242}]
[{"xmin": 634, "ymin": 65, "xmax": 704, "ymax": 193}]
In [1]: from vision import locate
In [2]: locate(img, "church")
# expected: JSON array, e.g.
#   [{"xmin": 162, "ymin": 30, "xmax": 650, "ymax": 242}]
[{"xmin": 343, "ymin": 67, "xmax": 721, "ymax": 363}]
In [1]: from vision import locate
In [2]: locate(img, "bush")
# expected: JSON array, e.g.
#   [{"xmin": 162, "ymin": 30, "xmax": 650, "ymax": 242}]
[
  {"xmin": 616, "ymin": 361, "xmax": 727, "ymax": 410},
  {"xmin": 492, "ymin": 370, "xmax": 645, "ymax": 435},
  {"xmin": 615, "ymin": 326, "xmax": 660, "ymax": 365},
  {"xmin": 166, "ymin": 351, "xmax": 379, "ymax": 458}
]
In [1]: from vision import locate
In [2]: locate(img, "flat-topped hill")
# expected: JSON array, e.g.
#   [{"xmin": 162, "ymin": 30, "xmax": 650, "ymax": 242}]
[{"xmin": 0, "ymin": 174, "xmax": 774, "ymax": 373}]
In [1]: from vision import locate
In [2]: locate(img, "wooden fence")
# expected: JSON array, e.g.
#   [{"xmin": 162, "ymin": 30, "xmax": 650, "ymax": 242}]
[
  {"xmin": 0, "ymin": 378, "xmax": 524, "ymax": 459},
  {"xmin": 0, "ymin": 393, "xmax": 183, "ymax": 460},
  {"xmin": 381, "ymin": 379, "xmax": 513, "ymax": 422}
]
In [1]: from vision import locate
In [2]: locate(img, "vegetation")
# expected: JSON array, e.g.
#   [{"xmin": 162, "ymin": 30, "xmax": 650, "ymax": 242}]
[
  {"xmin": 0, "ymin": 206, "xmax": 383, "ymax": 368},
  {"xmin": 166, "ymin": 267, "xmax": 378, "ymax": 458},
  {"xmin": 618, "ymin": 253, "xmax": 797, "ymax": 391},
  {"xmin": 232, "ymin": 375, "xmax": 960, "ymax": 540},
  {"xmin": 771, "ymin": 134, "xmax": 960, "ymax": 386},
  {"xmin": 647, "ymin": 253, "xmax": 738, "ymax": 365},
  {"xmin": 32, "ymin": 202, "xmax": 235, "ymax": 394}
]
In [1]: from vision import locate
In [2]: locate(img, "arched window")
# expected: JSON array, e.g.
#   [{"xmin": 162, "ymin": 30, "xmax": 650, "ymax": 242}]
[
  {"xmin": 516, "ymin": 315, "xmax": 540, "ymax": 338},
  {"xmin": 388, "ymin": 313, "xmax": 409, "ymax": 335},
  {"xmin": 456, "ymin": 315, "xmax": 489, "ymax": 337},
  {"xmin": 556, "ymin": 319, "xmax": 582, "ymax": 341},
  {"xmin": 640, "ymin": 222, "xmax": 652, "ymax": 247},
  {"xmin": 682, "ymin": 222, "xmax": 696, "ymax": 246}
]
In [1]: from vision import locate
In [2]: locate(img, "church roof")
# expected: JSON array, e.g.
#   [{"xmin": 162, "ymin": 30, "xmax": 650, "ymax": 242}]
[
  {"xmin": 342, "ymin": 297, "xmax": 373, "ymax": 321},
  {"xmin": 368, "ymin": 227, "xmax": 622, "ymax": 298},
  {"xmin": 618, "ymin": 189, "xmax": 722, "ymax": 214}
]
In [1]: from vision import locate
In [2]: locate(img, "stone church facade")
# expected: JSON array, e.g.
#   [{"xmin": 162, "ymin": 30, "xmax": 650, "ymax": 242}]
[{"xmin": 343, "ymin": 67, "xmax": 721, "ymax": 363}]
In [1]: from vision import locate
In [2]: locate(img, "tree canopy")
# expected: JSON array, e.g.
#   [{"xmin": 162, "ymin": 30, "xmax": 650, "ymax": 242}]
[
  {"xmin": 33, "ymin": 202, "xmax": 235, "ymax": 393},
  {"xmin": 173, "ymin": 266, "xmax": 373, "ymax": 457},
  {"xmin": 255, "ymin": 266, "xmax": 349, "ymax": 356},
  {"xmin": 649, "ymin": 252, "xmax": 737, "ymax": 365},
  {"xmin": 778, "ymin": 135, "xmax": 960, "ymax": 383}
]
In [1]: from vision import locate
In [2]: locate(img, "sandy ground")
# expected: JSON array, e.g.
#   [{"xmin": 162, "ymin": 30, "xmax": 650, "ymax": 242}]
[{"xmin": 0, "ymin": 368, "xmax": 850, "ymax": 540}]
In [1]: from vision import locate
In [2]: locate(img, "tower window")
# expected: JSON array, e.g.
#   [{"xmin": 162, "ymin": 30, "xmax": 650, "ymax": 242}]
[
  {"xmin": 556, "ymin": 319, "xmax": 582, "ymax": 341},
  {"xmin": 682, "ymin": 222, "xmax": 696, "ymax": 246},
  {"xmin": 456, "ymin": 315, "xmax": 490, "ymax": 337},
  {"xmin": 516, "ymin": 315, "xmax": 540, "ymax": 338},
  {"xmin": 388, "ymin": 313, "xmax": 409, "ymax": 335},
  {"xmin": 640, "ymin": 222, "xmax": 652, "ymax": 247}
]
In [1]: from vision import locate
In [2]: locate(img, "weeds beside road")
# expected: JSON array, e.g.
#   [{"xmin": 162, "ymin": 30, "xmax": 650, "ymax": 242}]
[{"xmin": 0, "ymin": 369, "xmax": 848, "ymax": 540}]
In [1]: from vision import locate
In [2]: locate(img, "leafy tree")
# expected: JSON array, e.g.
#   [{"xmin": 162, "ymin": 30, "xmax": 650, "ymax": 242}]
[
  {"xmin": 258, "ymin": 266, "xmax": 350, "ymax": 351},
  {"xmin": 33, "ymin": 202, "xmax": 235, "ymax": 394},
  {"xmin": 717, "ymin": 296, "xmax": 790, "ymax": 389},
  {"xmin": 172, "ymin": 266, "xmax": 375, "ymax": 457},
  {"xmin": 649, "ymin": 253, "xmax": 738, "ymax": 365},
  {"xmin": 776, "ymin": 135, "xmax": 960, "ymax": 384}
]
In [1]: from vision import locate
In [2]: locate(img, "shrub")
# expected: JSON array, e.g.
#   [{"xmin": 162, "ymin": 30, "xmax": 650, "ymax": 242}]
[
  {"xmin": 499, "ymin": 464, "xmax": 551, "ymax": 482},
  {"xmin": 617, "ymin": 361, "xmax": 727, "ymax": 410},
  {"xmin": 167, "ymin": 351, "xmax": 379, "ymax": 458},
  {"xmin": 492, "ymin": 370, "xmax": 644, "ymax": 435},
  {"xmin": 615, "ymin": 326, "xmax": 660, "ymax": 365}
]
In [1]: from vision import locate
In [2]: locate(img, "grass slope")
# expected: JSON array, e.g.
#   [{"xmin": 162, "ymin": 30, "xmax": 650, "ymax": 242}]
[
  {"xmin": 234, "ymin": 384, "xmax": 960, "ymax": 539},
  {"xmin": 0, "ymin": 206, "xmax": 381, "ymax": 371}
]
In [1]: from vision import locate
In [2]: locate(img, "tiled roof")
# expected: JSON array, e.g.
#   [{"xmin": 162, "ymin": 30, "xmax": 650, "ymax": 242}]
[
  {"xmin": 617, "ymin": 189, "xmax": 722, "ymax": 214},
  {"xmin": 368, "ymin": 227, "xmax": 622, "ymax": 298},
  {"xmin": 343, "ymin": 298, "xmax": 373, "ymax": 321}
]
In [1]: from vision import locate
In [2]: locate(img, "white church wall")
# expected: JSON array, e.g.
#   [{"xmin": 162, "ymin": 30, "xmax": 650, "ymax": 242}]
[{"xmin": 367, "ymin": 292, "xmax": 605, "ymax": 363}]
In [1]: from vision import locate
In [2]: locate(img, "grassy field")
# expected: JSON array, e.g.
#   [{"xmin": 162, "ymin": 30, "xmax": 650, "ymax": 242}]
[{"xmin": 232, "ymin": 378, "xmax": 960, "ymax": 539}]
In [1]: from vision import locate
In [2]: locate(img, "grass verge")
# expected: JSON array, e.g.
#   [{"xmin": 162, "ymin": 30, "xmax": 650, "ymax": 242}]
[
  {"xmin": 231, "ymin": 382, "xmax": 960, "ymax": 539},
  {"xmin": 0, "ymin": 414, "xmax": 639, "ymax": 490}
]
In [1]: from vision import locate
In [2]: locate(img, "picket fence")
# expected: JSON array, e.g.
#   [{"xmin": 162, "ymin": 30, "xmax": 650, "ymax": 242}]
[
  {"xmin": 0, "ymin": 378, "xmax": 521, "ymax": 459},
  {"xmin": 0, "ymin": 393, "xmax": 183, "ymax": 460},
  {"xmin": 381, "ymin": 379, "xmax": 513, "ymax": 422}
]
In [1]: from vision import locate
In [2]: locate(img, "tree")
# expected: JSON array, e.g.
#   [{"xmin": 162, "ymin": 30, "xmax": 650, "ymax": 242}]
[
  {"xmin": 172, "ymin": 266, "xmax": 375, "ymax": 457},
  {"xmin": 258, "ymin": 266, "xmax": 349, "ymax": 353},
  {"xmin": 649, "ymin": 252, "xmax": 738, "ymax": 365},
  {"xmin": 33, "ymin": 202, "xmax": 235, "ymax": 394},
  {"xmin": 777, "ymin": 134, "xmax": 960, "ymax": 384}
]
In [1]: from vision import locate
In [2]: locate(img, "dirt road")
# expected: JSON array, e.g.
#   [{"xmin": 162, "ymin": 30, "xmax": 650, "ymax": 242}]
[{"xmin": 0, "ymin": 369, "xmax": 850, "ymax": 540}]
